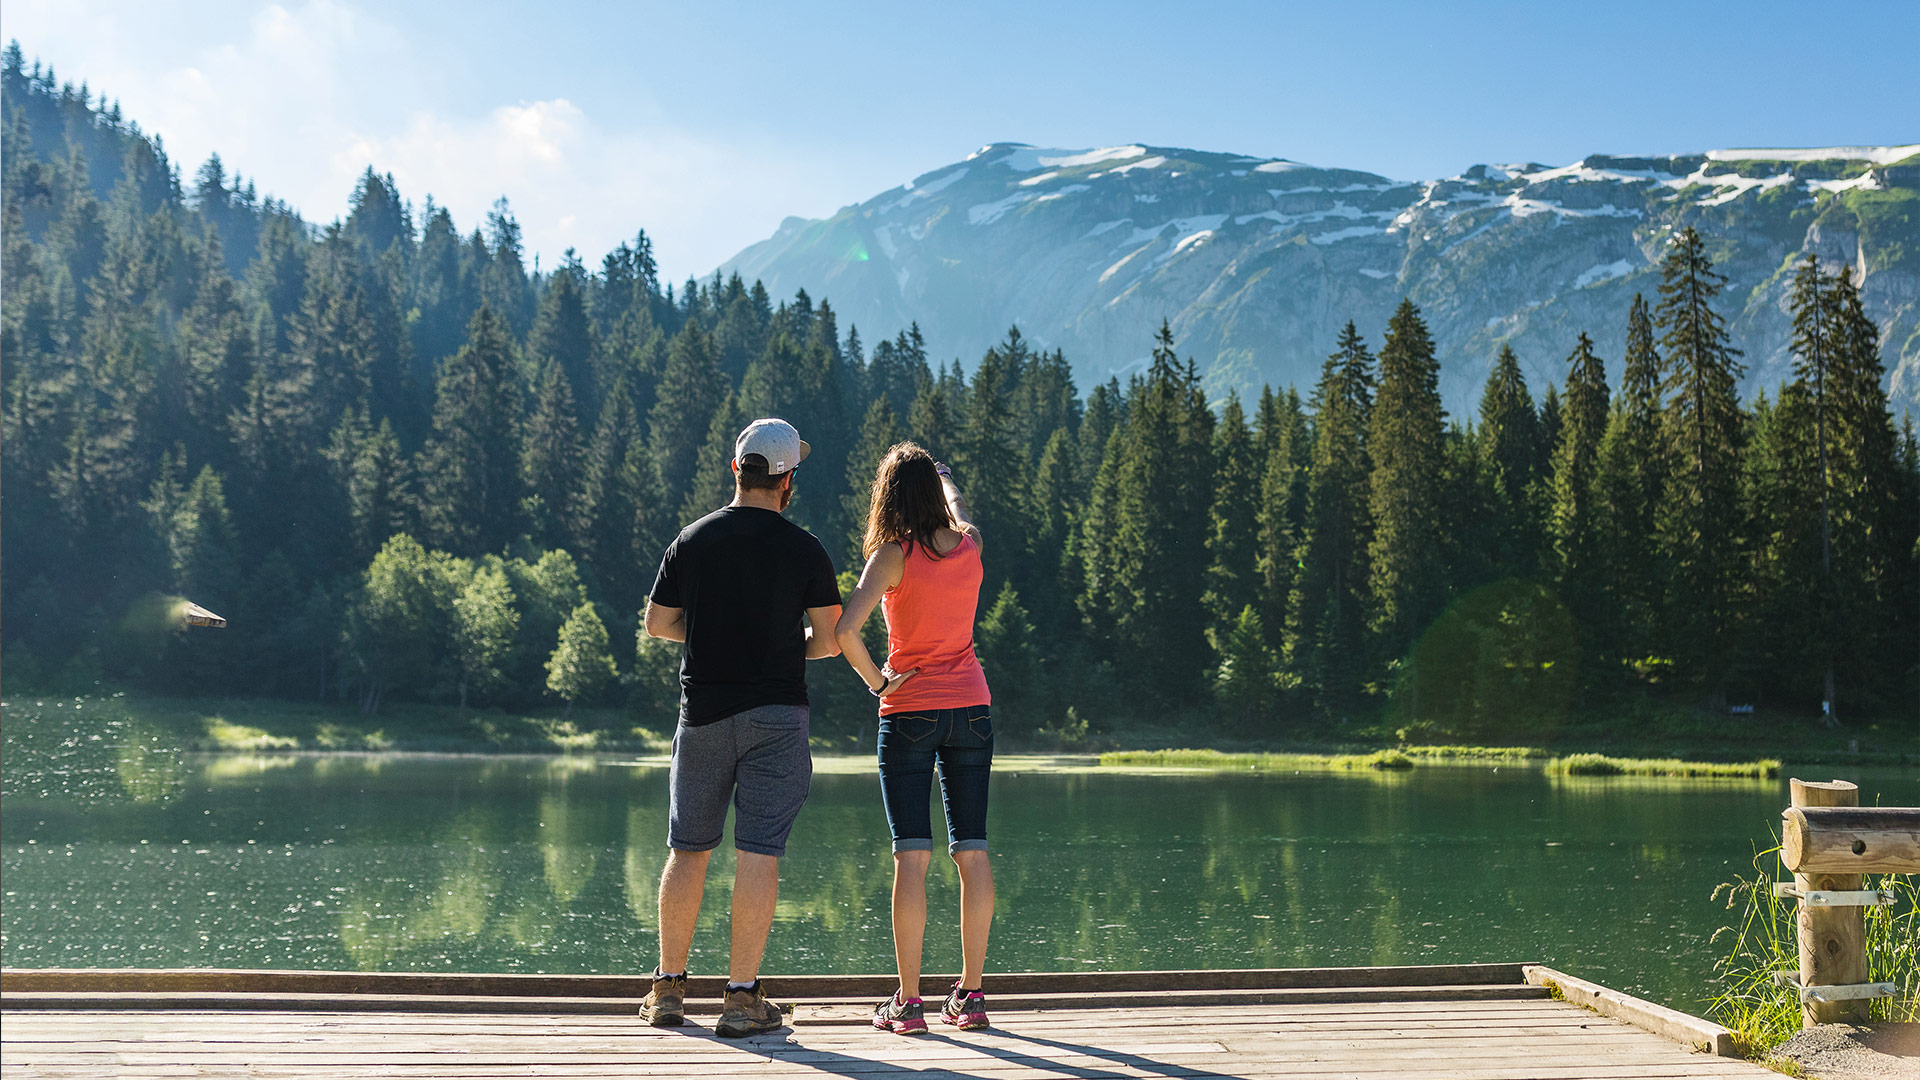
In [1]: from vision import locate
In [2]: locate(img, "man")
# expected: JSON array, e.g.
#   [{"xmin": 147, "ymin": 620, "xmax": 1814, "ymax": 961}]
[{"xmin": 639, "ymin": 417, "xmax": 842, "ymax": 1038}]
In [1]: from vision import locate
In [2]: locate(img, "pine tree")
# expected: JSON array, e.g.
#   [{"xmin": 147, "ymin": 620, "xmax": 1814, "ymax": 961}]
[
  {"xmin": 520, "ymin": 357, "xmax": 583, "ymax": 547},
  {"xmin": 1254, "ymin": 387, "xmax": 1310, "ymax": 652},
  {"xmin": 1476, "ymin": 343, "xmax": 1539, "ymax": 576},
  {"xmin": 1028, "ymin": 426, "xmax": 1081, "ymax": 633},
  {"xmin": 1653, "ymin": 227, "xmax": 1746, "ymax": 701},
  {"xmin": 527, "ymin": 253, "xmax": 597, "ymax": 408},
  {"xmin": 842, "ymin": 397, "xmax": 903, "ymax": 565},
  {"xmin": 1367, "ymin": 299, "xmax": 1448, "ymax": 673},
  {"xmin": 1102, "ymin": 321, "xmax": 1214, "ymax": 699},
  {"xmin": 647, "ymin": 318, "xmax": 726, "ymax": 514},
  {"xmin": 1786, "ymin": 255, "xmax": 1839, "ymax": 717},
  {"xmin": 976, "ymin": 583, "xmax": 1040, "ymax": 723},
  {"xmin": 957, "ymin": 335, "xmax": 1031, "ymax": 591},
  {"xmin": 1202, "ymin": 393, "xmax": 1260, "ymax": 650},
  {"xmin": 1213, "ymin": 606, "xmax": 1278, "ymax": 729},
  {"xmin": 1593, "ymin": 293, "xmax": 1665, "ymax": 671},
  {"xmin": 1823, "ymin": 266, "xmax": 1911, "ymax": 711},
  {"xmin": 906, "ymin": 370, "xmax": 959, "ymax": 461},
  {"xmin": 419, "ymin": 304, "xmax": 523, "ymax": 555},
  {"xmin": 573, "ymin": 375, "xmax": 649, "ymax": 606},
  {"xmin": 1285, "ymin": 322, "xmax": 1373, "ymax": 718},
  {"xmin": 1547, "ymin": 332, "xmax": 1610, "ymax": 670}
]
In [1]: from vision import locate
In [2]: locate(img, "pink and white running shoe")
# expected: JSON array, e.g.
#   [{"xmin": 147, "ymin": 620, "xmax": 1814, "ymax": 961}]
[{"xmin": 941, "ymin": 982, "xmax": 989, "ymax": 1030}]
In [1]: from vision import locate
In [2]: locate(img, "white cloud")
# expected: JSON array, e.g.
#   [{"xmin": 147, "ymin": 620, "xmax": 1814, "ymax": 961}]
[{"xmin": 1, "ymin": 0, "xmax": 845, "ymax": 279}]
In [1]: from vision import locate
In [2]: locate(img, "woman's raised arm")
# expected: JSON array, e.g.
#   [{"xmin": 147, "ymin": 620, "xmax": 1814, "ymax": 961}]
[{"xmin": 936, "ymin": 462, "xmax": 980, "ymax": 549}]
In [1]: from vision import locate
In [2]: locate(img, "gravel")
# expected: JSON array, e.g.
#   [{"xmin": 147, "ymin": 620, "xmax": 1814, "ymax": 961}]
[{"xmin": 1777, "ymin": 1023, "xmax": 1920, "ymax": 1080}]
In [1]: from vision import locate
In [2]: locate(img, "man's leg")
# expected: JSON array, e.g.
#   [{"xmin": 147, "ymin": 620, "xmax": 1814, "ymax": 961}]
[
  {"xmin": 661, "ymin": 719, "xmax": 734, "ymax": 974},
  {"xmin": 656, "ymin": 848, "xmax": 710, "ymax": 975},
  {"xmin": 728, "ymin": 850, "xmax": 780, "ymax": 984},
  {"xmin": 727, "ymin": 705, "xmax": 814, "ymax": 987}
]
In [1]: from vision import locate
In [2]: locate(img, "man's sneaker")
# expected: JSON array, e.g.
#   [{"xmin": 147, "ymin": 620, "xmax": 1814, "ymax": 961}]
[
  {"xmin": 715, "ymin": 982, "xmax": 786, "ymax": 1039},
  {"xmin": 637, "ymin": 972, "xmax": 686, "ymax": 1027},
  {"xmin": 941, "ymin": 982, "xmax": 989, "ymax": 1030},
  {"xmin": 873, "ymin": 992, "xmax": 928, "ymax": 1035}
]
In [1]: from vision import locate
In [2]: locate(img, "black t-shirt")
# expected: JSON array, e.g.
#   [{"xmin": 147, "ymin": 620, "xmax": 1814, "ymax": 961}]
[{"xmin": 649, "ymin": 506, "xmax": 840, "ymax": 726}]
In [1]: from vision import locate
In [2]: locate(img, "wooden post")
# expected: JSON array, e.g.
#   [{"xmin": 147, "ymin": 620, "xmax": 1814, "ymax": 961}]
[{"xmin": 1789, "ymin": 778, "xmax": 1867, "ymax": 1026}]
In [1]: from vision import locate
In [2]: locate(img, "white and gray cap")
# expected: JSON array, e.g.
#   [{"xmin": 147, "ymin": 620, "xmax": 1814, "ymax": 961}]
[{"xmin": 733, "ymin": 417, "xmax": 811, "ymax": 475}]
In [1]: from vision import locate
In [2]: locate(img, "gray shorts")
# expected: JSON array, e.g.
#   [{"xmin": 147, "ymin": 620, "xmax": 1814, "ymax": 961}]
[{"xmin": 668, "ymin": 705, "xmax": 812, "ymax": 858}]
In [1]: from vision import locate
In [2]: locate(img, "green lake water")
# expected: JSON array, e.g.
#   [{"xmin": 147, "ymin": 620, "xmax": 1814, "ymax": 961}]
[{"xmin": 3, "ymin": 744, "xmax": 1915, "ymax": 1015}]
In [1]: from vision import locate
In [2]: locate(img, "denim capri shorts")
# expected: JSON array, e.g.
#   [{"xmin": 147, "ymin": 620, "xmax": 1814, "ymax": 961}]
[{"xmin": 876, "ymin": 704, "xmax": 992, "ymax": 854}]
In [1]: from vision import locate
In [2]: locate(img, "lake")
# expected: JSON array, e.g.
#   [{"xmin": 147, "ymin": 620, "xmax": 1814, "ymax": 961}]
[{"xmin": 3, "ymin": 742, "xmax": 1914, "ymax": 1015}]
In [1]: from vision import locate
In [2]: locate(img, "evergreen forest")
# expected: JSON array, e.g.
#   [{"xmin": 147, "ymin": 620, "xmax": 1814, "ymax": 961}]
[{"xmin": 4, "ymin": 49, "xmax": 1915, "ymax": 744}]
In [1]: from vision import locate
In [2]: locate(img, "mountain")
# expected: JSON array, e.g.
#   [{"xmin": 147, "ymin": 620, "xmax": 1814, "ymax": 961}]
[{"xmin": 720, "ymin": 142, "xmax": 1920, "ymax": 413}]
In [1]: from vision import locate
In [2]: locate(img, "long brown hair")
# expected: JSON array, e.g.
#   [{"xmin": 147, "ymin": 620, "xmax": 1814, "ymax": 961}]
[{"xmin": 861, "ymin": 442, "xmax": 953, "ymax": 559}]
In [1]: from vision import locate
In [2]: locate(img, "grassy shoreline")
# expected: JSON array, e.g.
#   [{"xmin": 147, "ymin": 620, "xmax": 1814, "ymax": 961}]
[
  {"xmin": 2, "ymin": 690, "xmax": 1911, "ymax": 769},
  {"xmin": 1100, "ymin": 747, "xmax": 1784, "ymax": 778}
]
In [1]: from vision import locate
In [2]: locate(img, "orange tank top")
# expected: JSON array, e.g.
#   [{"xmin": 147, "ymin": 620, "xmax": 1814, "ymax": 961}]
[{"xmin": 878, "ymin": 532, "xmax": 991, "ymax": 714}]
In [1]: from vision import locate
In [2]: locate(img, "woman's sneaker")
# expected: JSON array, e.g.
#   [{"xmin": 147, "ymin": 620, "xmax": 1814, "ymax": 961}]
[
  {"xmin": 873, "ymin": 992, "xmax": 928, "ymax": 1034},
  {"xmin": 941, "ymin": 983, "xmax": 988, "ymax": 1030}
]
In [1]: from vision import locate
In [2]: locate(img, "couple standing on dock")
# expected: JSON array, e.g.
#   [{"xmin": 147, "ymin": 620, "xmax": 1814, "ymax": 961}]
[{"xmin": 637, "ymin": 418, "xmax": 995, "ymax": 1038}]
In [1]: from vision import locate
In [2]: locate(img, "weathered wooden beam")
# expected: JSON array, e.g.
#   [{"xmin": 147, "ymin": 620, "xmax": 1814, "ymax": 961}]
[
  {"xmin": 0, "ymin": 983, "xmax": 1550, "ymax": 1015},
  {"xmin": 1522, "ymin": 965, "xmax": 1736, "ymax": 1057},
  {"xmin": 0, "ymin": 962, "xmax": 1532, "ymax": 999},
  {"xmin": 1781, "ymin": 805, "xmax": 1920, "ymax": 875}
]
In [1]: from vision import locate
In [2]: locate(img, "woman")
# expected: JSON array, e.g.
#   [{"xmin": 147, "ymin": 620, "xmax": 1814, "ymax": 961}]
[{"xmin": 836, "ymin": 443, "xmax": 994, "ymax": 1035}]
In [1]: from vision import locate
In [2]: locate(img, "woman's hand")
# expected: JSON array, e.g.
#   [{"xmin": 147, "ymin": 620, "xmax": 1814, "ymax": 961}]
[{"xmin": 876, "ymin": 664, "xmax": 919, "ymax": 696}]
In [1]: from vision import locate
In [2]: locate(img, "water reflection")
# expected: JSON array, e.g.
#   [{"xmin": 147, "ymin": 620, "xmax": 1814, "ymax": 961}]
[{"xmin": 2, "ymin": 750, "xmax": 1915, "ymax": 1013}]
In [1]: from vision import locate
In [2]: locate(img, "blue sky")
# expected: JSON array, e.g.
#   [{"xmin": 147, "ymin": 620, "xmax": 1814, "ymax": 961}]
[{"xmin": 5, "ymin": 0, "xmax": 1916, "ymax": 280}]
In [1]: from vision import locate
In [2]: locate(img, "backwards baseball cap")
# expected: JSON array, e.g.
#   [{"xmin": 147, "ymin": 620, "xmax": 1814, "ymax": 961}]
[{"xmin": 734, "ymin": 418, "xmax": 811, "ymax": 475}]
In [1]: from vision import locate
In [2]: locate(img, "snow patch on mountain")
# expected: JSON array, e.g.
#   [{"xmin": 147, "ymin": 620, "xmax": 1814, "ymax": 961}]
[
  {"xmin": 1035, "ymin": 184, "xmax": 1090, "ymax": 203},
  {"xmin": 1807, "ymin": 173, "xmax": 1884, "ymax": 194},
  {"xmin": 885, "ymin": 166, "xmax": 968, "ymax": 211},
  {"xmin": 1574, "ymin": 259, "xmax": 1635, "ymax": 288},
  {"xmin": 969, "ymin": 191, "xmax": 1034, "ymax": 225},
  {"xmin": 1708, "ymin": 145, "xmax": 1920, "ymax": 165},
  {"xmin": 1311, "ymin": 225, "xmax": 1383, "ymax": 245},
  {"xmin": 997, "ymin": 145, "xmax": 1148, "ymax": 172}
]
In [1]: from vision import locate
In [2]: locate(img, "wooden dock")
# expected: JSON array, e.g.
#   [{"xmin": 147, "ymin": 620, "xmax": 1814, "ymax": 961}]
[{"xmin": 1, "ymin": 965, "xmax": 1775, "ymax": 1079}]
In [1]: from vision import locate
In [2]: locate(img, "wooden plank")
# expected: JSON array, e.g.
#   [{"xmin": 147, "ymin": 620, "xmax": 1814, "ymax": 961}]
[
  {"xmin": 0, "ymin": 983, "xmax": 1549, "ymax": 1015},
  {"xmin": 1524, "ymin": 965, "xmax": 1736, "ymax": 1057},
  {"xmin": 0, "ymin": 1058, "xmax": 1778, "ymax": 1080},
  {"xmin": 0, "ymin": 962, "xmax": 1531, "ymax": 998},
  {"xmin": 1, "ymin": 997, "xmax": 1777, "ymax": 1080}
]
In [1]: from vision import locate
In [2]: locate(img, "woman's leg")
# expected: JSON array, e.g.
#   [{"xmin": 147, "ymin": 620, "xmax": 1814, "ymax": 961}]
[
  {"xmin": 951, "ymin": 848, "xmax": 994, "ymax": 989},
  {"xmin": 877, "ymin": 714, "xmax": 940, "ymax": 1000},
  {"xmin": 890, "ymin": 849, "xmax": 932, "ymax": 998},
  {"xmin": 936, "ymin": 706, "xmax": 994, "ymax": 990}
]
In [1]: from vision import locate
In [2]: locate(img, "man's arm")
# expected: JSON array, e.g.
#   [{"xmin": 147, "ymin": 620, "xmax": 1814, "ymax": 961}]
[
  {"xmin": 804, "ymin": 604, "xmax": 843, "ymax": 659},
  {"xmin": 643, "ymin": 599, "xmax": 686, "ymax": 643}
]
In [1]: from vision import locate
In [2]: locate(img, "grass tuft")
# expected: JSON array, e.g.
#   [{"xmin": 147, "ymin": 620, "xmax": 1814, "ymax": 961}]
[
  {"xmin": 1101, "ymin": 748, "xmax": 1415, "ymax": 771},
  {"xmin": 1708, "ymin": 842, "xmax": 1919, "ymax": 1063},
  {"xmin": 203, "ymin": 718, "xmax": 299, "ymax": 751},
  {"xmin": 1546, "ymin": 754, "xmax": 1779, "ymax": 778}
]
